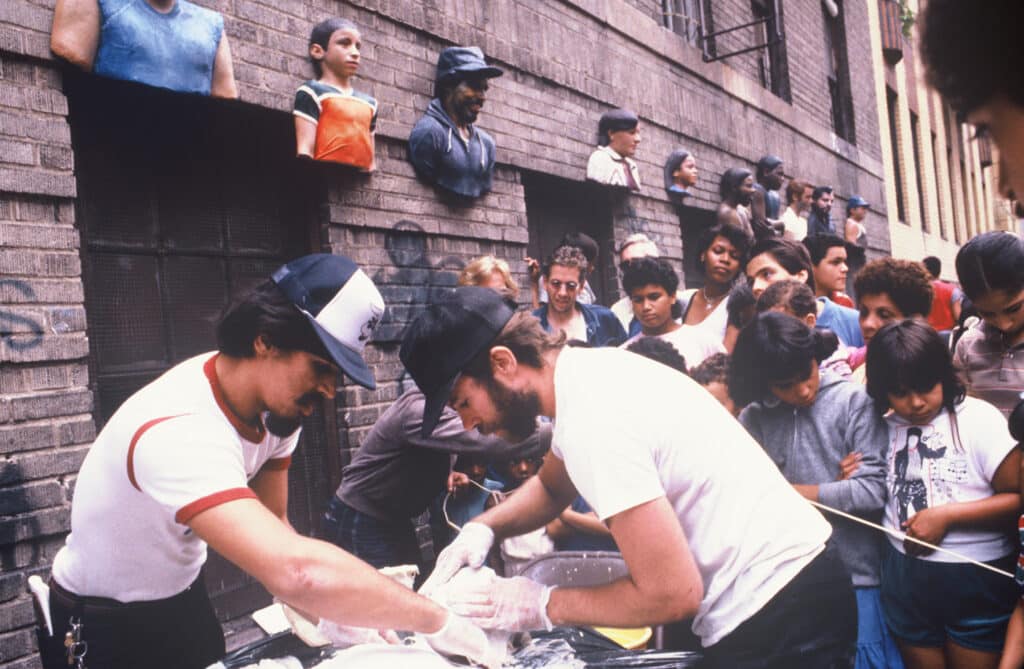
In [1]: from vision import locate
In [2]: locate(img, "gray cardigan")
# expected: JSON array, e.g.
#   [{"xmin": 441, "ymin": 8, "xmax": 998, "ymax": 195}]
[{"xmin": 739, "ymin": 372, "xmax": 888, "ymax": 587}]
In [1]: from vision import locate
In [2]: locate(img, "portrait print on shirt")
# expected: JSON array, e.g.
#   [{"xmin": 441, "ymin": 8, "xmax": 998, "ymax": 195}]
[{"xmin": 51, "ymin": 0, "xmax": 238, "ymax": 97}]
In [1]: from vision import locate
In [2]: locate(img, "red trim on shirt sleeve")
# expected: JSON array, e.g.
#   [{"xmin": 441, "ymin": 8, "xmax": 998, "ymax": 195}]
[
  {"xmin": 261, "ymin": 457, "xmax": 292, "ymax": 471},
  {"xmin": 175, "ymin": 488, "xmax": 257, "ymax": 524},
  {"xmin": 127, "ymin": 414, "xmax": 189, "ymax": 491}
]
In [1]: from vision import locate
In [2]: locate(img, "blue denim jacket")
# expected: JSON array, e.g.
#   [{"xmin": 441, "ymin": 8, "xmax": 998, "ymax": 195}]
[{"xmin": 532, "ymin": 302, "xmax": 626, "ymax": 347}]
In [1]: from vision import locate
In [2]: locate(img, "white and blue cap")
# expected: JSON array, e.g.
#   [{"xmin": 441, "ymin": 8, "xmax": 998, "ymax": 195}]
[{"xmin": 271, "ymin": 254, "xmax": 385, "ymax": 389}]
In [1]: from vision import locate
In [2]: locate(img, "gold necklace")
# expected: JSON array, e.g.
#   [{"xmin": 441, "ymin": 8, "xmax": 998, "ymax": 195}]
[{"xmin": 701, "ymin": 286, "xmax": 726, "ymax": 310}]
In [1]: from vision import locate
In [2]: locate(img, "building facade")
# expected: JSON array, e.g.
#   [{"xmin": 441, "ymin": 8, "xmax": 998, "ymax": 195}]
[
  {"xmin": 1, "ymin": 0, "xmax": 889, "ymax": 663},
  {"xmin": 867, "ymin": 0, "xmax": 1008, "ymax": 280}
]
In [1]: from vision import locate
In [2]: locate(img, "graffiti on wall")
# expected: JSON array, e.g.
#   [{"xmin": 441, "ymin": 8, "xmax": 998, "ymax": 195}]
[{"xmin": 0, "ymin": 280, "xmax": 45, "ymax": 352}]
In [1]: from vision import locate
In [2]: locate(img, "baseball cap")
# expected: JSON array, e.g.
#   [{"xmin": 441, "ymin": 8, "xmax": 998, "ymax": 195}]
[
  {"xmin": 271, "ymin": 254, "xmax": 385, "ymax": 389},
  {"xmin": 400, "ymin": 287, "xmax": 515, "ymax": 437},
  {"xmin": 847, "ymin": 195, "xmax": 870, "ymax": 209},
  {"xmin": 434, "ymin": 46, "xmax": 503, "ymax": 88}
]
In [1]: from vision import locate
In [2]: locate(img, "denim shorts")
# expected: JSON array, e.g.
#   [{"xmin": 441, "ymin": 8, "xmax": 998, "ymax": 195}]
[{"xmin": 880, "ymin": 542, "xmax": 1016, "ymax": 651}]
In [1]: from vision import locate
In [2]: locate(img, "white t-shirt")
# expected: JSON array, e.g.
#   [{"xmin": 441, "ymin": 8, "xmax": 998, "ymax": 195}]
[
  {"xmin": 550, "ymin": 347, "xmax": 831, "ymax": 646},
  {"xmin": 781, "ymin": 206, "xmax": 807, "ymax": 241},
  {"xmin": 52, "ymin": 352, "xmax": 299, "ymax": 601},
  {"xmin": 679, "ymin": 288, "xmax": 729, "ymax": 345},
  {"xmin": 621, "ymin": 324, "xmax": 725, "ymax": 369},
  {"xmin": 883, "ymin": 397, "xmax": 1015, "ymax": 562}
]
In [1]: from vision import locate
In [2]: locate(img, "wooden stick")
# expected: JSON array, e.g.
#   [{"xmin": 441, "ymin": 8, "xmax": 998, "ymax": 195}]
[{"xmin": 807, "ymin": 500, "xmax": 1014, "ymax": 579}]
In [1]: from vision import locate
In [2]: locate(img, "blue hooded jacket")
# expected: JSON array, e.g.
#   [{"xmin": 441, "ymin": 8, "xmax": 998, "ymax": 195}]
[{"xmin": 408, "ymin": 98, "xmax": 496, "ymax": 198}]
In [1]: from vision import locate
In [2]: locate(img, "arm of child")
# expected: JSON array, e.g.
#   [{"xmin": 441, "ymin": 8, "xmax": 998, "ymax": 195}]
[
  {"xmin": 903, "ymin": 449, "xmax": 1021, "ymax": 556},
  {"xmin": 560, "ymin": 508, "xmax": 611, "ymax": 537},
  {"xmin": 814, "ymin": 400, "xmax": 888, "ymax": 513}
]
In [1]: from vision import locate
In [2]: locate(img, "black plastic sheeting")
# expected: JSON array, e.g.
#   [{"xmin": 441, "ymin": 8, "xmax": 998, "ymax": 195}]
[{"xmin": 525, "ymin": 628, "xmax": 704, "ymax": 668}]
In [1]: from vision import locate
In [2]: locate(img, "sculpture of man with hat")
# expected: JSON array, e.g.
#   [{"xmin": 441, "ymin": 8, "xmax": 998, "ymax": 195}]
[{"xmin": 409, "ymin": 46, "xmax": 503, "ymax": 198}]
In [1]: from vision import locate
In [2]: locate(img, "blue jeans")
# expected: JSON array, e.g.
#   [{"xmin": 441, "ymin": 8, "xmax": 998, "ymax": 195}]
[{"xmin": 321, "ymin": 497, "xmax": 423, "ymax": 570}]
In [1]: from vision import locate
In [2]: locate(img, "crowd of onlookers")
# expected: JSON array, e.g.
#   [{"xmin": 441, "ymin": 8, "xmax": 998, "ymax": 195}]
[{"xmin": 326, "ymin": 215, "xmax": 1024, "ymax": 667}]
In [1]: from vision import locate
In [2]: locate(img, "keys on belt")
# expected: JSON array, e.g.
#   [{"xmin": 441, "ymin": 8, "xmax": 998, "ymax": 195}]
[{"xmin": 63, "ymin": 617, "xmax": 87, "ymax": 668}]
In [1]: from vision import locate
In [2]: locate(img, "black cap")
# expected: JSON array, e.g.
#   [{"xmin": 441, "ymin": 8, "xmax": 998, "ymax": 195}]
[
  {"xmin": 271, "ymin": 254, "xmax": 385, "ymax": 390},
  {"xmin": 435, "ymin": 46, "xmax": 503, "ymax": 88},
  {"xmin": 400, "ymin": 287, "xmax": 515, "ymax": 437}
]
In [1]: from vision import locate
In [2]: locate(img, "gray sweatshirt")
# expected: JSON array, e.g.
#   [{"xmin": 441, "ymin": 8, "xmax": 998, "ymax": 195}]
[
  {"xmin": 338, "ymin": 388, "xmax": 551, "ymax": 523},
  {"xmin": 739, "ymin": 372, "xmax": 887, "ymax": 587}
]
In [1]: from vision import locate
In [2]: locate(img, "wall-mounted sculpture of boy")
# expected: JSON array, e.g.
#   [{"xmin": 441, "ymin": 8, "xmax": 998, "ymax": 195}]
[
  {"xmin": 408, "ymin": 46, "xmax": 503, "ymax": 199},
  {"xmin": 51, "ymin": 0, "xmax": 237, "ymax": 97},
  {"xmin": 663, "ymin": 149, "xmax": 698, "ymax": 204},
  {"xmin": 586, "ymin": 109, "xmax": 642, "ymax": 191},
  {"xmin": 294, "ymin": 18, "xmax": 378, "ymax": 170}
]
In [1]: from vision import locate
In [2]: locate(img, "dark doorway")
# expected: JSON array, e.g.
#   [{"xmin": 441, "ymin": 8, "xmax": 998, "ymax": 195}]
[
  {"xmin": 66, "ymin": 72, "xmax": 337, "ymax": 625},
  {"xmin": 677, "ymin": 205, "xmax": 718, "ymax": 288},
  {"xmin": 523, "ymin": 173, "xmax": 616, "ymax": 305}
]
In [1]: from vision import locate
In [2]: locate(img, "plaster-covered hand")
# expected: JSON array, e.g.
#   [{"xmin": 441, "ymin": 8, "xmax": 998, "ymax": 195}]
[
  {"xmin": 422, "ymin": 611, "xmax": 505, "ymax": 669},
  {"xmin": 446, "ymin": 573, "xmax": 554, "ymax": 633},
  {"xmin": 419, "ymin": 522, "xmax": 494, "ymax": 596}
]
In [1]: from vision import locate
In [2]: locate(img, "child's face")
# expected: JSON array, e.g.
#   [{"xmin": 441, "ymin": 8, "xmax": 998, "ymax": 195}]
[
  {"xmin": 703, "ymin": 380, "xmax": 738, "ymax": 416},
  {"xmin": 770, "ymin": 360, "xmax": 820, "ymax": 408},
  {"xmin": 315, "ymin": 28, "xmax": 362, "ymax": 79},
  {"xmin": 887, "ymin": 382, "xmax": 944, "ymax": 426},
  {"xmin": 630, "ymin": 283, "xmax": 676, "ymax": 335},
  {"xmin": 973, "ymin": 287, "xmax": 1024, "ymax": 341},
  {"xmin": 504, "ymin": 458, "xmax": 540, "ymax": 484}
]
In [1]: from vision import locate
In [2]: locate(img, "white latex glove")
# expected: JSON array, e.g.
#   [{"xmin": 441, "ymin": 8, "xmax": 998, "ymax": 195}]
[
  {"xmin": 422, "ymin": 611, "xmax": 505, "ymax": 669},
  {"xmin": 446, "ymin": 573, "xmax": 554, "ymax": 633},
  {"xmin": 419, "ymin": 522, "xmax": 494, "ymax": 596}
]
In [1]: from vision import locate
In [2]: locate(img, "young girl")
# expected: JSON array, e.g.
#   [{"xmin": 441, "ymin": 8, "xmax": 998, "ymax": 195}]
[
  {"xmin": 730, "ymin": 311, "xmax": 902, "ymax": 669},
  {"xmin": 866, "ymin": 319, "xmax": 1020, "ymax": 669},
  {"xmin": 294, "ymin": 18, "xmax": 378, "ymax": 170}
]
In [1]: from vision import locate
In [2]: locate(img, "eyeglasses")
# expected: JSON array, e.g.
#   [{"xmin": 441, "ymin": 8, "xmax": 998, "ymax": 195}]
[{"xmin": 548, "ymin": 279, "xmax": 579, "ymax": 292}]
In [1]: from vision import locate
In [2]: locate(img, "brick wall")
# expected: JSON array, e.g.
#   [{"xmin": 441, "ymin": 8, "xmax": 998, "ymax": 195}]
[
  {"xmin": 0, "ymin": 1, "xmax": 888, "ymax": 665},
  {"xmin": 0, "ymin": 41, "xmax": 90, "ymax": 667}
]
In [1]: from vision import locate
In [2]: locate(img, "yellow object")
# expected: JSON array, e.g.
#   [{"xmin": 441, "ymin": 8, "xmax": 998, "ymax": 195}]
[{"xmin": 591, "ymin": 626, "xmax": 652, "ymax": 650}]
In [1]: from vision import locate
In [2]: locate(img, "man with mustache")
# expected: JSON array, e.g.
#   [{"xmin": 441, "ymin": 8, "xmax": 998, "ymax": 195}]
[
  {"xmin": 401, "ymin": 287, "xmax": 857, "ymax": 669},
  {"xmin": 39, "ymin": 255, "xmax": 497, "ymax": 669},
  {"xmin": 409, "ymin": 46, "xmax": 503, "ymax": 198}
]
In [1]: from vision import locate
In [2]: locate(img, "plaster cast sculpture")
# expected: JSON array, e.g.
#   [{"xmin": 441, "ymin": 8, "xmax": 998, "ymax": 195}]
[
  {"xmin": 51, "ymin": 0, "xmax": 237, "ymax": 97},
  {"xmin": 408, "ymin": 46, "xmax": 503, "ymax": 198},
  {"xmin": 293, "ymin": 18, "xmax": 378, "ymax": 170}
]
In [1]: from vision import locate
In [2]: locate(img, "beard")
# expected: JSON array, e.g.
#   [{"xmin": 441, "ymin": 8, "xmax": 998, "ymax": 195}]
[
  {"xmin": 481, "ymin": 377, "xmax": 541, "ymax": 443},
  {"xmin": 265, "ymin": 413, "xmax": 302, "ymax": 437}
]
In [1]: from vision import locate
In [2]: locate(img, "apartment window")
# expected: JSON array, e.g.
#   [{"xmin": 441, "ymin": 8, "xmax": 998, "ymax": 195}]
[
  {"xmin": 752, "ymin": 0, "xmax": 791, "ymax": 102},
  {"xmin": 886, "ymin": 88, "xmax": 907, "ymax": 223},
  {"xmin": 824, "ymin": 0, "xmax": 856, "ymax": 143},
  {"xmin": 910, "ymin": 111, "xmax": 928, "ymax": 232},
  {"xmin": 663, "ymin": 0, "xmax": 703, "ymax": 46}
]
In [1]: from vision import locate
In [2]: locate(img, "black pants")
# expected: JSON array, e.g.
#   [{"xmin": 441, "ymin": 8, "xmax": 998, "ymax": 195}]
[
  {"xmin": 703, "ymin": 542, "xmax": 857, "ymax": 669},
  {"xmin": 39, "ymin": 577, "xmax": 224, "ymax": 669}
]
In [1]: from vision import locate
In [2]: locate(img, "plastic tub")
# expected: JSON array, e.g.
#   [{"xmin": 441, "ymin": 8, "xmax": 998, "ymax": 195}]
[{"xmin": 519, "ymin": 551, "xmax": 630, "ymax": 588}]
